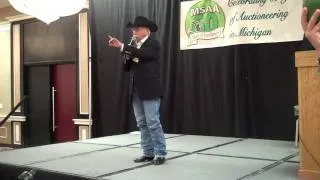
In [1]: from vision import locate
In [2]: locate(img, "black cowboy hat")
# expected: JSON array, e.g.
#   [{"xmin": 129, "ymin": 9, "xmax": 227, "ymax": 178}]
[{"xmin": 126, "ymin": 16, "xmax": 158, "ymax": 32}]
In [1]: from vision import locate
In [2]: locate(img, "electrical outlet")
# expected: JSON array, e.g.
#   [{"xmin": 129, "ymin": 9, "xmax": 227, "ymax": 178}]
[{"xmin": 0, "ymin": 104, "xmax": 3, "ymax": 109}]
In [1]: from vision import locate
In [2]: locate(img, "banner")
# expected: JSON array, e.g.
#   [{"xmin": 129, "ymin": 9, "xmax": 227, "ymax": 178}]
[{"xmin": 180, "ymin": 0, "xmax": 304, "ymax": 50}]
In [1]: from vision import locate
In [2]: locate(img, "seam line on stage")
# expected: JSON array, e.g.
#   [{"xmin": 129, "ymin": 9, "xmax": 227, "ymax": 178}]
[
  {"xmin": 236, "ymin": 152, "xmax": 299, "ymax": 180},
  {"xmin": 24, "ymin": 146, "xmax": 120, "ymax": 166},
  {"xmin": 73, "ymin": 134, "xmax": 186, "ymax": 146},
  {"xmin": 197, "ymin": 153, "xmax": 281, "ymax": 162},
  {"xmin": 24, "ymin": 135, "xmax": 187, "ymax": 166},
  {"xmin": 96, "ymin": 138, "xmax": 245, "ymax": 178}
]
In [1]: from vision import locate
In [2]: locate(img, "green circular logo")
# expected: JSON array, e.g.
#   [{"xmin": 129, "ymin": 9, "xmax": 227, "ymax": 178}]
[{"xmin": 185, "ymin": 0, "xmax": 225, "ymax": 36}]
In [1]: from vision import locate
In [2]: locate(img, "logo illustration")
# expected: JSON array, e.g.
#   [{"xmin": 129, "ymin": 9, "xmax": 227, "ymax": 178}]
[{"xmin": 185, "ymin": 0, "xmax": 225, "ymax": 46}]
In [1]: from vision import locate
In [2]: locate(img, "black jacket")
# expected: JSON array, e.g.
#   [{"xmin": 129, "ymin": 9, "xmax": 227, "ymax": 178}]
[{"xmin": 122, "ymin": 37, "xmax": 162, "ymax": 100}]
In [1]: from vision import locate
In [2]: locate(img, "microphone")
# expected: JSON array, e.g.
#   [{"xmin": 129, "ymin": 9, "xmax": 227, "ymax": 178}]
[
  {"xmin": 18, "ymin": 169, "xmax": 36, "ymax": 180},
  {"xmin": 128, "ymin": 35, "xmax": 137, "ymax": 46},
  {"xmin": 124, "ymin": 35, "xmax": 136, "ymax": 64}
]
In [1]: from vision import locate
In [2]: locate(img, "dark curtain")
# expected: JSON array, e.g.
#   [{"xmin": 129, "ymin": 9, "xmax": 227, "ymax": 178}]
[{"xmin": 90, "ymin": 0, "xmax": 312, "ymax": 140}]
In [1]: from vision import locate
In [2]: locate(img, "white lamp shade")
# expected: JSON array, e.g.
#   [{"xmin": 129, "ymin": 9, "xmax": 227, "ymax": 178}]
[
  {"xmin": 9, "ymin": 0, "xmax": 86, "ymax": 24},
  {"xmin": 56, "ymin": 0, "xmax": 86, "ymax": 16},
  {"xmin": 8, "ymin": 0, "xmax": 33, "ymax": 15}
]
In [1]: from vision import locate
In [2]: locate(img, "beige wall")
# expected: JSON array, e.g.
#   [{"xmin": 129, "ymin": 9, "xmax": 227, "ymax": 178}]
[{"xmin": 0, "ymin": 24, "xmax": 11, "ymax": 115}]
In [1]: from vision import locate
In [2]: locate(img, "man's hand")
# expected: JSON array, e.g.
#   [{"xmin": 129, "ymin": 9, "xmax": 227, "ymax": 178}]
[
  {"xmin": 301, "ymin": 8, "xmax": 320, "ymax": 57},
  {"xmin": 108, "ymin": 35, "xmax": 123, "ymax": 48}
]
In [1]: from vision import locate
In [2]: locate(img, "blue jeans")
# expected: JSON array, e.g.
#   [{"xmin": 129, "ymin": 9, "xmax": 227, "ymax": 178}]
[{"xmin": 132, "ymin": 93, "xmax": 167, "ymax": 157}]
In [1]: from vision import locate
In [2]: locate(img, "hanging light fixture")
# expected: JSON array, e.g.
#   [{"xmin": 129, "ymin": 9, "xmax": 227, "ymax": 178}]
[
  {"xmin": 8, "ymin": 0, "xmax": 32, "ymax": 15},
  {"xmin": 9, "ymin": 0, "xmax": 86, "ymax": 24}
]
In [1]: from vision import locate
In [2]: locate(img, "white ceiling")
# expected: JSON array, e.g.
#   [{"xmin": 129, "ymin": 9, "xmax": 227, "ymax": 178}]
[{"xmin": 0, "ymin": 0, "xmax": 10, "ymax": 8}]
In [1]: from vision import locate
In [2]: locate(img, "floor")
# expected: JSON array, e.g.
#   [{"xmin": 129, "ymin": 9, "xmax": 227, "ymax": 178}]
[{"xmin": 0, "ymin": 133, "xmax": 299, "ymax": 180}]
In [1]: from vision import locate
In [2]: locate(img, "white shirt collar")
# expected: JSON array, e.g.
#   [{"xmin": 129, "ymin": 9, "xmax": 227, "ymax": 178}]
[{"xmin": 137, "ymin": 35, "xmax": 149, "ymax": 47}]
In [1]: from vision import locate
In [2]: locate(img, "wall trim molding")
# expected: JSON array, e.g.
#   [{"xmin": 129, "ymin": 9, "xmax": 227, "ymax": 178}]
[
  {"xmin": 0, "ymin": 127, "xmax": 8, "ymax": 138},
  {"xmin": 78, "ymin": 12, "xmax": 89, "ymax": 115},
  {"xmin": 0, "ymin": 115, "xmax": 26, "ymax": 122},
  {"xmin": 73, "ymin": 119, "xmax": 92, "ymax": 125},
  {"xmin": 13, "ymin": 122, "xmax": 21, "ymax": 145},
  {"xmin": 12, "ymin": 24, "xmax": 21, "ymax": 112},
  {"xmin": 6, "ymin": 14, "xmax": 33, "ymax": 22}
]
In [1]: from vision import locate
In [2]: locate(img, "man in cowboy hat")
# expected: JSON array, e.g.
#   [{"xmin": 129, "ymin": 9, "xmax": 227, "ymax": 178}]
[{"xmin": 108, "ymin": 16, "xmax": 167, "ymax": 165}]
